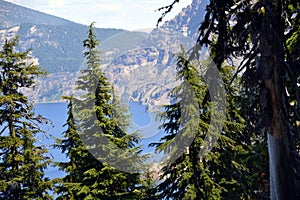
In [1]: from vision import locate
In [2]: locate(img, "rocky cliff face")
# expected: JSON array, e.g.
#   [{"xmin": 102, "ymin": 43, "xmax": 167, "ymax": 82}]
[
  {"xmin": 0, "ymin": 0, "xmax": 207, "ymax": 104},
  {"xmin": 0, "ymin": 0, "xmax": 136, "ymax": 102},
  {"xmin": 161, "ymin": 0, "xmax": 208, "ymax": 40},
  {"xmin": 104, "ymin": 47, "xmax": 179, "ymax": 111},
  {"xmin": 105, "ymin": 0, "xmax": 208, "ymax": 108},
  {"xmin": 100, "ymin": 21, "xmax": 199, "ymax": 110}
]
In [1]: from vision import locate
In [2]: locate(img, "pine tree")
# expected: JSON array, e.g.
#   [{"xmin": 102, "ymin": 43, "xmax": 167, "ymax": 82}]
[
  {"xmin": 0, "ymin": 37, "xmax": 52, "ymax": 199},
  {"xmin": 111, "ymin": 85, "xmax": 132, "ymax": 131},
  {"xmin": 54, "ymin": 96, "xmax": 93, "ymax": 199},
  {"xmin": 151, "ymin": 47, "xmax": 250, "ymax": 199},
  {"xmin": 57, "ymin": 22, "xmax": 146, "ymax": 199},
  {"xmin": 158, "ymin": 0, "xmax": 300, "ymax": 198},
  {"xmin": 197, "ymin": 0, "xmax": 300, "ymax": 198},
  {"xmin": 139, "ymin": 169, "xmax": 159, "ymax": 200}
]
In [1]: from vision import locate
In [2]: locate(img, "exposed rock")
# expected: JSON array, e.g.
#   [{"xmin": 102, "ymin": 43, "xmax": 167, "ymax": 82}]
[{"xmin": 1, "ymin": 0, "xmax": 207, "ymax": 105}]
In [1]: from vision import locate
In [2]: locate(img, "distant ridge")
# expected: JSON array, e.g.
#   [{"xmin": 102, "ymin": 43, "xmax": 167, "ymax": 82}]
[
  {"xmin": 0, "ymin": 0, "xmax": 127, "ymax": 73},
  {"xmin": 0, "ymin": 0, "xmax": 149, "ymax": 102},
  {"xmin": 0, "ymin": 0, "xmax": 81, "ymax": 28},
  {"xmin": 0, "ymin": 0, "xmax": 206, "ymax": 103}
]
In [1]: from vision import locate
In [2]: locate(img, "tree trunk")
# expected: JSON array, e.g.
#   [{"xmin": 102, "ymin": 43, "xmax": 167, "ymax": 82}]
[
  {"xmin": 268, "ymin": 133, "xmax": 296, "ymax": 200},
  {"xmin": 260, "ymin": 0, "xmax": 297, "ymax": 199}
]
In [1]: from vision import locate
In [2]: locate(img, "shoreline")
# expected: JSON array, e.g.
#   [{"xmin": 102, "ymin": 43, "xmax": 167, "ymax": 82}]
[{"xmin": 34, "ymin": 101, "xmax": 66, "ymax": 105}]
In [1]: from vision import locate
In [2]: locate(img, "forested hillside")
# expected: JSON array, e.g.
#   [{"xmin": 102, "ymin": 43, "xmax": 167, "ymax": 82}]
[
  {"xmin": 0, "ymin": 0, "xmax": 150, "ymax": 102},
  {"xmin": 0, "ymin": 0, "xmax": 125, "ymax": 73}
]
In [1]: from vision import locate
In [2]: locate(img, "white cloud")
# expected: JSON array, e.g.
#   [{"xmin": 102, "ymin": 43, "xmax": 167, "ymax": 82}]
[
  {"xmin": 95, "ymin": 3, "xmax": 121, "ymax": 12},
  {"xmin": 48, "ymin": 0, "xmax": 65, "ymax": 8},
  {"xmin": 6, "ymin": 0, "xmax": 193, "ymax": 30}
]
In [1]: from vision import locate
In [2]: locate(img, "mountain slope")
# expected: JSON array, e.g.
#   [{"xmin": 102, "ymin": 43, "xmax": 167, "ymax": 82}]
[
  {"xmin": 0, "ymin": 0, "xmax": 126, "ymax": 73},
  {"xmin": 0, "ymin": 0, "xmax": 206, "ymax": 103},
  {"xmin": 16, "ymin": 23, "xmax": 125, "ymax": 72},
  {"xmin": 162, "ymin": 0, "xmax": 208, "ymax": 40},
  {"xmin": 0, "ymin": 0, "xmax": 79, "ymax": 28}
]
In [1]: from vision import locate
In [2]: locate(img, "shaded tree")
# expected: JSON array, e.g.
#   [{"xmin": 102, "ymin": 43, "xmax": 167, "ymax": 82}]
[
  {"xmin": 152, "ymin": 47, "xmax": 252, "ymax": 199},
  {"xmin": 158, "ymin": 0, "xmax": 300, "ymax": 199},
  {"xmin": 54, "ymin": 96, "xmax": 92, "ymax": 199}
]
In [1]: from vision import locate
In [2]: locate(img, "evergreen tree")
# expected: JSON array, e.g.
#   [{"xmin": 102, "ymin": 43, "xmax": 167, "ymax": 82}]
[
  {"xmin": 139, "ymin": 169, "xmax": 159, "ymax": 200},
  {"xmin": 151, "ymin": 47, "xmax": 251, "ymax": 199},
  {"xmin": 57, "ymin": 22, "xmax": 146, "ymax": 199},
  {"xmin": 54, "ymin": 96, "xmax": 92, "ymax": 199},
  {"xmin": 0, "ymin": 37, "xmax": 52, "ymax": 199},
  {"xmin": 111, "ymin": 85, "xmax": 132, "ymax": 131},
  {"xmin": 198, "ymin": 1, "xmax": 300, "ymax": 198},
  {"xmin": 158, "ymin": 0, "xmax": 300, "ymax": 199}
]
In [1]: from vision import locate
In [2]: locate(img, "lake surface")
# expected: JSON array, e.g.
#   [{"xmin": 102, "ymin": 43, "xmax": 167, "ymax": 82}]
[{"xmin": 34, "ymin": 102, "xmax": 165, "ymax": 179}]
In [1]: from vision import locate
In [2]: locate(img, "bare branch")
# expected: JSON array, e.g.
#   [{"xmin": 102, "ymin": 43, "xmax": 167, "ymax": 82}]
[{"xmin": 156, "ymin": 0, "xmax": 180, "ymax": 27}]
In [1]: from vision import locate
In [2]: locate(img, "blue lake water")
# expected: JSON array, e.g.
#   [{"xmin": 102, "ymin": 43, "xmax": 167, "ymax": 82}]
[
  {"xmin": 34, "ymin": 103, "xmax": 69, "ymax": 179},
  {"xmin": 34, "ymin": 102, "xmax": 165, "ymax": 179}
]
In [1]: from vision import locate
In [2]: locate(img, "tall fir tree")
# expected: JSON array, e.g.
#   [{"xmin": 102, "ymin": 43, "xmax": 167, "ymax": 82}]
[
  {"xmin": 151, "ymin": 47, "xmax": 253, "ymax": 199},
  {"xmin": 0, "ymin": 37, "xmax": 53, "ymax": 199},
  {"xmin": 111, "ymin": 85, "xmax": 132, "ymax": 131},
  {"xmin": 158, "ymin": 0, "xmax": 300, "ymax": 198},
  {"xmin": 197, "ymin": 0, "xmax": 300, "ymax": 198},
  {"xmin": 57, "ymin": 22, "xmax": 146, "ymax": 199},
  {"xmin": 54, "ymin": 96, "xmax": 93, "ymax": 199}
]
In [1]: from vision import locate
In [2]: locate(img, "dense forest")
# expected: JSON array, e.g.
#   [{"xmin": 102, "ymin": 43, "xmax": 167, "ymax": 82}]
[{"xmin": 0, "ymin": 0, "xmax": 299, "ymax": 199}]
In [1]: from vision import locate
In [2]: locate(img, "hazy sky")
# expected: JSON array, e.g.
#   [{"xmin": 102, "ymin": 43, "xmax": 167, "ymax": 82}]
[{"xmin": 5, "ymin": 0, "xmax": 192, "ymax": 30}]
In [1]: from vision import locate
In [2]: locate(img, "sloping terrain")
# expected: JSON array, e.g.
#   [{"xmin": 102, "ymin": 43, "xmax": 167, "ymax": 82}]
[{"xmin": 0, "ymin": 0, "xmax": 206, "ymax": 102}]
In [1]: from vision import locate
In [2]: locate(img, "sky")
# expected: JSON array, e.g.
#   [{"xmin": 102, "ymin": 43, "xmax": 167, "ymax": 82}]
[{"xmin": 5, "ymin": 0, "xmax": 193, "ymax": 31}]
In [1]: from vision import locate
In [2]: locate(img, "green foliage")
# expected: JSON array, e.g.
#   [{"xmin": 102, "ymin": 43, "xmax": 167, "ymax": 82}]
[
  {"xmin": 151, "ymin": 46, "xmax": 261, "ymax": 199},
  {"xmin": 182, "ymin": 0, "xmax": 300, "ymax": 198},
  {"xmin": 111, "ymin": 85, "xmax": 132, "ymax": 131},
  {"xmin": 0, "ymin": 0, "xmax": 126, "ymax": 73},
  {"xmin": 17, "ymin": 23, "xmax": 124, "ymax": 73},
  {"xmin": 55, "ymin": 23, "xmax": 149, "ymax": 199},
  {"xmin": 53, "ymin": 96, "xmax": 92, "ymax": 199},
  {"xmin": 0, "ymin": 36, "xmax": 52, "ymax": 199},
  {"xmin": 138, "ymin": 169, "xmax": 159, "ymax": 200}
]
